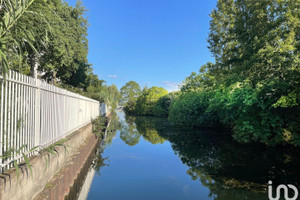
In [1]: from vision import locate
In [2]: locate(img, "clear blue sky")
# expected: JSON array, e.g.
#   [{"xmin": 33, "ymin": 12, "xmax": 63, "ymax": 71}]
[{"xmin": 67, "ymin": 0, "xmax": 217, "ymax": 91}]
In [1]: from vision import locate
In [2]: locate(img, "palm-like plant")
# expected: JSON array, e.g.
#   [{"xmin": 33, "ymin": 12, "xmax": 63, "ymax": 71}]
[{"xmin": 0, "ymin": 0, "xmax": 50, "ymax": 77}]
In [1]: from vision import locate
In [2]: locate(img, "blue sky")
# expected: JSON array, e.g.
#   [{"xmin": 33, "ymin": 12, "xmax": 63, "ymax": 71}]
[{"xmin": 67, "ymin": 0, "xmax": 217, "ymax": 91}]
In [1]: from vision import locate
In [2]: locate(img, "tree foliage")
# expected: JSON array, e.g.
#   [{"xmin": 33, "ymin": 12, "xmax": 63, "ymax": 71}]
[
  {"xmin": 1, "ymin": 0, "xmax": 91, "ymax": 87},
  {"xmin": 120, "ymin": 81, "xmax": 141, "ymax": 103},
  {"xmin": 0, "ymin": 0, "xmax": 51, "ymax": 76},
  {"xmin": 0, "ymin": 0, "xmax": 121, "ymax": 108},
  {"xmin": 40, "ymin": 1, "xmax": 90, "ymax": 84},
  {"xmin": 121, "ymin": 84, "xmax": 173, "ymax": 117},
  {"xmin": 118, "ymin": 0, "xmax": 300, "ymax": 146},
  {"xmin": 169, "ymin": 91, "xmax": 220, "ymax": 128},
  {"xmin": 134, "ymin": 86, "xmax": 168, "ymax": 116},
  {"xmin": 153, "ymin": 94, "xmax": 173, "ymax": 117},
  {"xmin": 168, "ymin": 0, "xmax": 300, "ymax": 146},
  {"xmin": 120, "ymin": 81, "xmax": 141, "ymax": 114}
]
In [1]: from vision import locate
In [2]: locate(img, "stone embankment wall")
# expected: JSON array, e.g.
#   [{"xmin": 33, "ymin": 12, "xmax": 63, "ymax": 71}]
[{"xmin": 0, "ymin": 123, "xmax": 96, "ymax": 200}]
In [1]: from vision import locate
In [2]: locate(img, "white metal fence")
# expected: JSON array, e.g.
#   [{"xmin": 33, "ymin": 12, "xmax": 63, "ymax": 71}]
[{"xmin": 0, "ymin": 70, "xmax": 99, "ymax": 172}]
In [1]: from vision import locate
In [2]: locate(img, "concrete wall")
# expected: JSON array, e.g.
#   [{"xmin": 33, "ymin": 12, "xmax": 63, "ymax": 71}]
[
  {"xmin": 35, "ymin": 131, "xmax": 99, "ymax": 200},
  {"xmin": 0, "ymin": 123, "xmax": 94, "ymax": 200}
]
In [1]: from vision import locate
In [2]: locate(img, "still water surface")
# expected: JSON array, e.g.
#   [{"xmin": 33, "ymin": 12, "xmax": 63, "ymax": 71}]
[{"xmin": 86, "ymin": 112, "xmax": 300, "ymax": 200}]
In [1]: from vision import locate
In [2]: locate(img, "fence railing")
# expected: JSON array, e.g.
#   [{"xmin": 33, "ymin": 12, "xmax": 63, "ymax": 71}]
[{"xmin": 0, "ymin": 70, "xmax": 99, "ymax": 172}]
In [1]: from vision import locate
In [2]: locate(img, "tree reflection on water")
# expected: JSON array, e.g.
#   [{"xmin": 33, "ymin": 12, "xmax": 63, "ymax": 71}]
[
  {"xmin": 92, "ymin": 112, "xmax": 300, "ymax": 200},
  {"xmin": 118, "ymin": 114, "xmax": 300, "ymax": 200}
]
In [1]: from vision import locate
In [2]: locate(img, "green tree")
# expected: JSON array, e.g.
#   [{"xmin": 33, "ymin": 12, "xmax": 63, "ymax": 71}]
[
  {"xmin": 170, "ymin": 0, "xmax": 300, "ymax": 146},
  {"xmin": 120, "ymin": 81, "xmax": 141, "ymax": 103},
  {"xmin": 153, "ymin": 94, "xmax": 174, "ymax": 117},
  {"xmin": 0, "ymin": 0, "xmax": 92, "ymax": 88},
  {"xmin": 85, "ymin": 82, "xmax": 120, "ymax": 110},
  {"xmin": 208, "ymin": 0, "xmax": 300, "ymax": 102},
  {"xmin": 0, "ymin": 0, "xmax": 52, "ymax": 76},
  {"xmin": 40, "ymin": 1, "xmax": 89, "ymax": 86},
  {"xmin": 180, "ymin": 62, "xmax": 219, "ymax": 93},
  {"xmin": 207, "ymin": 0, "xmax": 300, "ymax": 145},
  {"xmin": 135, "ymin": 86, "xmax": 168, "ymax": 116},
  {"xmin": 120, "ymin": 81, "xmax": 141, "ymax": 114},
  {"xmin": 107, "ymin": 84, "xmax": 121, "ymax": 109}
]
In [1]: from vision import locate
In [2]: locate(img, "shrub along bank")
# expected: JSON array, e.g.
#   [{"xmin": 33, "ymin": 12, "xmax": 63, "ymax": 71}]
[{"xmin": 121, "ymin": 0, "xmax": 300, "ymax": 147}]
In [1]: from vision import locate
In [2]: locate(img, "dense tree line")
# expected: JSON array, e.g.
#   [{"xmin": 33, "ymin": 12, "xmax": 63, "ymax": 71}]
[
  {"xmin": 120, "ymin": 81, "xmax": 174, "ymax": 117},
  {"xmin": 122, "ymin": 0, "xmax": 300, "ymax": 146},
  {"xmin": 0, "ymin": 0, "xmax": 120, "ymax": 108}
]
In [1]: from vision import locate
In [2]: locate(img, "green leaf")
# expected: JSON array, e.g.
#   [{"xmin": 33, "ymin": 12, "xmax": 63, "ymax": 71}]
[
  {"xmin": 22, "ymin": 153, "xmax": 33, "ymax": 178},
  {"xmin": 13, "ymin": 159, "xmax": 20, "ymax": 183}
]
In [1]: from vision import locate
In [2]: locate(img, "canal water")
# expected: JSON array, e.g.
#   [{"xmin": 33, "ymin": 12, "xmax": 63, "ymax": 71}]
[{"xmin": 84, "ymin": 112, "xmax": 300, "ymax": 200}]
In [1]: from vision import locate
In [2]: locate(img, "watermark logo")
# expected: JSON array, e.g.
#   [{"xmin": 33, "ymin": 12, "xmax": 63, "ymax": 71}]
[{"xmin": 268, "ymin": 181, "xmax": 299, "ymax": 200}]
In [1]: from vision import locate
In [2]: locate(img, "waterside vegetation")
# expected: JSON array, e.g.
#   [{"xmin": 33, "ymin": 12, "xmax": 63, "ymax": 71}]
[
  {"xmin": 0, "ymin": 0, "xmax": 121, "ymax": 109},
  {"xmin": 121, "ymin": 0, "xmax": 300, "ymax": 147}
]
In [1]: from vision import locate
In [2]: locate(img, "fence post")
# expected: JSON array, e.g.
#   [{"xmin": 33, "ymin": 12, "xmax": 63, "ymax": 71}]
[
  {"xmin": 0, "ymin": 75, "xmax": 4, "ymax": 173},
  {"xmin": 34, "ymin": 78, "xmax": 41, "ymax": 148}
]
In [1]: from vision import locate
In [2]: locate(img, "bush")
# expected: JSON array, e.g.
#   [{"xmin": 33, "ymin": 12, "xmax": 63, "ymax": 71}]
[
  {"xmin": 168, "ymin": 91, "xmax": 218, "ymax": 127},
  {"xmin": 153, "ymin": 95, "xmax": 172, "ymax": 117},
  {"xmin": 208, "ymin": 82, "xmax": 300, "ymax": 146},
  {"xmin": 124, "ymin": 101, "xmax": 137, "ymax": 115},
  {"xmin": 92, "ymin": 116, "xmax": 108, "ymax": 137}
]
